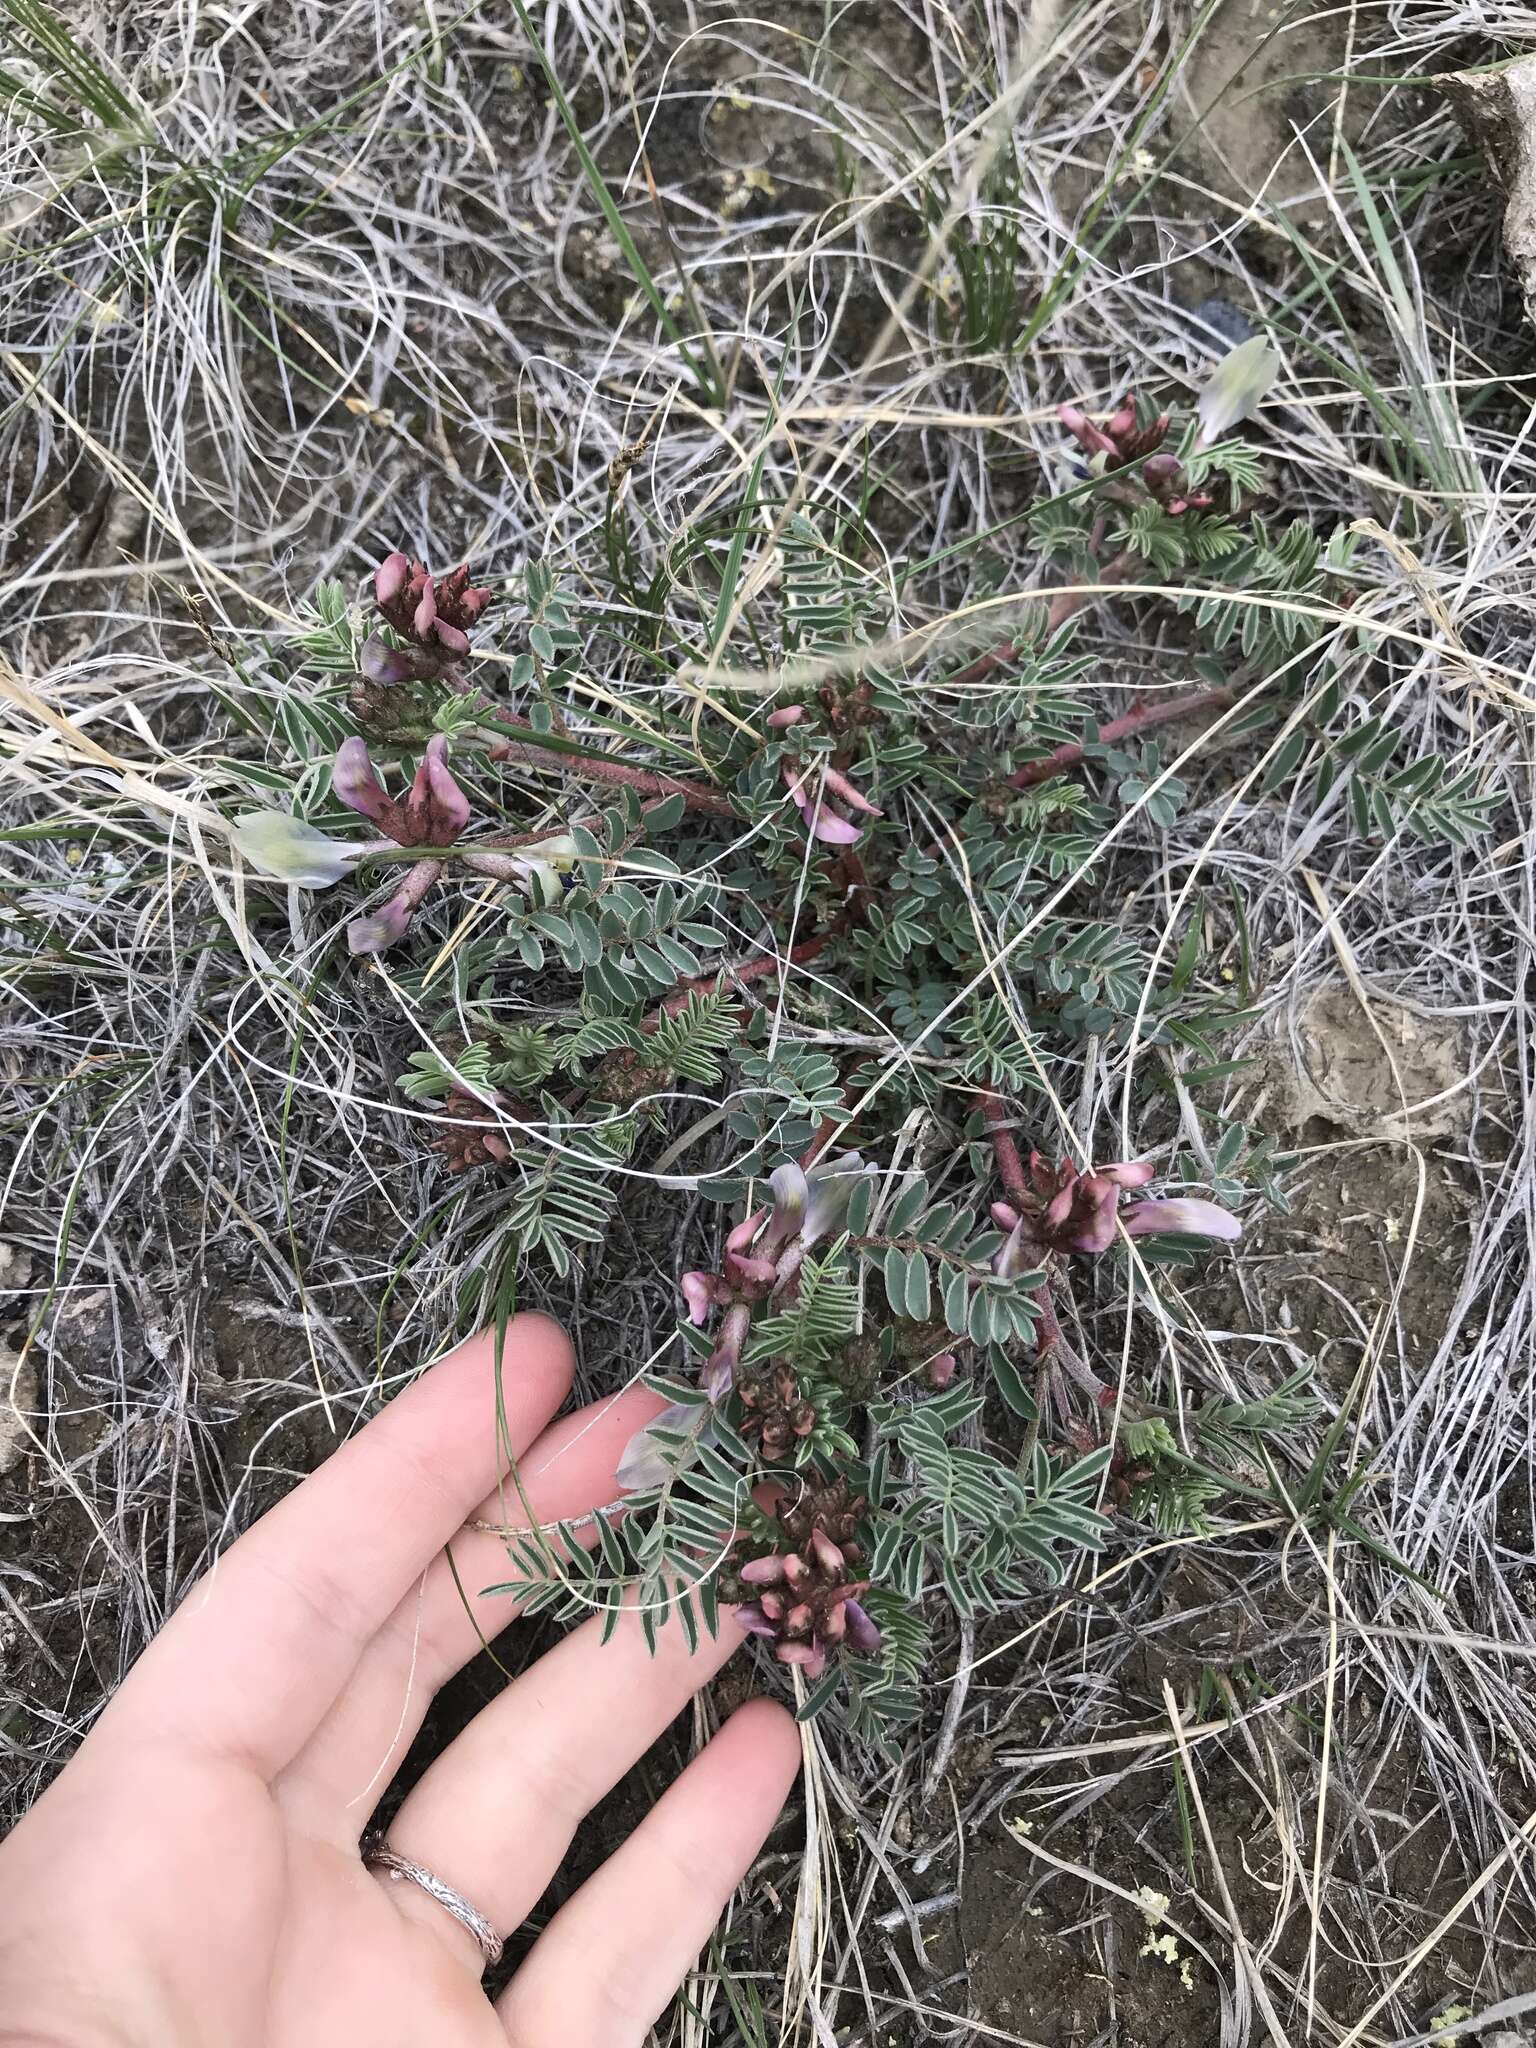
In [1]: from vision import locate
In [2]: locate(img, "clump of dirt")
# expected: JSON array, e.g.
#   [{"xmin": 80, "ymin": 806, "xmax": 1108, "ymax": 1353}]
[
  {"xmin": 1272, "ymin": 985, "xmax": 1470, "ymax": 1143},
  {"xmin": 1237, "ymin": 980, "xmax": 1482, "ymax": 1388}
]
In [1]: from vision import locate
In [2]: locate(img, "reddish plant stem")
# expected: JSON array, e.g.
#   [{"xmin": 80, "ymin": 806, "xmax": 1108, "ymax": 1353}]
[
  {"xmin": 644, "ymin": 928, "xmax": 836, "ymax": 1030},
  {"xmin": 979, "ymin": 1086, "xmax": 1030, "ymax": 1207},
  {"xmin": 1007, "ymin": 683, "xmax": 1237, "ymax": 789},
  {"xmin": 952, "ymin": 548, "xmax": 1143, "ymax": 687},
  {"xmin": 487, "ymin": 732, "xmax": 735, "ymax": 816}
]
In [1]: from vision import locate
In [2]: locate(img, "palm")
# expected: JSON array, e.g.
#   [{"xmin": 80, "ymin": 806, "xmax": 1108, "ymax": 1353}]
[{"xmin": 0, "ymin": 1319, "xmax": 798, "ymax": 2048}]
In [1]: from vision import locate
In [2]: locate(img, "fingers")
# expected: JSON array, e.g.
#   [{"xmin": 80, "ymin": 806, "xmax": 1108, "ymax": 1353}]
[
  {"xmin": 101, "ymin": 1318, "xmax": 573, "ymax": 1776},
  {"xmin": 498, "ymin": 1701, "xmax": 800, "ymax": 2048},
  {"xmin": 276, "ymin": 1384, "xmax": 664, "ymax": 1832},
  {"xmin": 372, "ymin": 1594, "xmax": 748, "ymax": 1964}
]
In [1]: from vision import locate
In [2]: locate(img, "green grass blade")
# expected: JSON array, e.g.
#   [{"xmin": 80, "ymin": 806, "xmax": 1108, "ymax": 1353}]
[{"xmin": 506, "ymin": 0, "xmax": 716, "ymax": 402}]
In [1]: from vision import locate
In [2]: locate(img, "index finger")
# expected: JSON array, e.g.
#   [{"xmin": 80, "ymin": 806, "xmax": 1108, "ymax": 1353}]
[{"xmin": 99, "ymin": 1316, "xmax": 573, "ymax": 1776}]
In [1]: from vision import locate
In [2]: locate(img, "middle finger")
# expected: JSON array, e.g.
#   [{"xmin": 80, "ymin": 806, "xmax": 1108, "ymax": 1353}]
[{"xmin": 276, "ymin": 1384, "xmax": 663, "ymax": 1834}]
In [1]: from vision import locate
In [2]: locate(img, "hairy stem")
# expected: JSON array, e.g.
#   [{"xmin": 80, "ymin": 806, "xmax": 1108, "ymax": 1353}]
[
  {"xmin": 1007, "ymin": 684, "xmax": 1237, "ymax": 789},
  {"xmin": 644, "ymin": 929, "xmax": 835, "ymax": 1030},
  {"xmin": 486, "ymin": 730, "xmax": 735, "ymax": 816}
]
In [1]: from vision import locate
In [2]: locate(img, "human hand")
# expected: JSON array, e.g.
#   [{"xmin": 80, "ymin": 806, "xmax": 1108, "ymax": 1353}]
[{"xmin": 0, "ymin": 1317, "xmax": 800, "ymax": 2047}]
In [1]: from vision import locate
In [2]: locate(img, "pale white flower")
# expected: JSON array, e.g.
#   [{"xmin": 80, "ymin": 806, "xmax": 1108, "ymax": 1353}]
[
  {"xmin": 230, "ymin": 811, "xmax": 365, "ymax": 888},
  {"xmin": 1196, "ymin": 336, "xmax": 1280, "ymax": 446}
]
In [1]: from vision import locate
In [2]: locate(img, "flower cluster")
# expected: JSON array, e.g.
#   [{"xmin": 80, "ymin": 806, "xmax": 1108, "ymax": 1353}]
[
  {"xmin": 362, "ymin": 554, "xmax": 495, "ymax": 686},
  {"xmin": 1058, "ymin": 394, "xmax": 1213, "ymax": 517},
  {"xmin": 233, "ymin": 730, "xmax": 577, "ymax": 954},
  {"xmin": 681, "ymin": 1154, "xmax": 874, "ymax": 1397},
  {"xmin": 992, "ymin": 1152, "xmax": 1241, "ymax": 1261},
  {"xmin": 1059, "ymin": 392, "xmax": 1171, "ymax": 465},
  {"xmin": 430, "ymin": 1085, "xmax": 515, "ymax": 1172},
  {"xmin": 332, "ymin": 734, "xmax": 468, "ymax": 955},
  {"xmin": 736, "ymin": 1480, "xmax": 881, "ymax": 1677},
  {"xmin": 769, "ymin": 704, "xmax": 882, "ymax": 846}
]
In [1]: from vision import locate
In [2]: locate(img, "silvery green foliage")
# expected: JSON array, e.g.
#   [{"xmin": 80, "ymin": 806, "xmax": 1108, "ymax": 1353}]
[{"xmin": 222, "ymin": 392, "xmax": 1495, "ymax": 1733}]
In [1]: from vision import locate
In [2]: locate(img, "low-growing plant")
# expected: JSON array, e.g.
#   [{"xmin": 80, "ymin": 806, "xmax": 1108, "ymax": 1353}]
[{"xmin": 220, "ymin": 343, "xmax": 1496, "ymax": 1740}]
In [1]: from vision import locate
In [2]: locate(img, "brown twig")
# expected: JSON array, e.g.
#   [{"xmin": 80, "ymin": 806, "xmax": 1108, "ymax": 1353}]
[
  {"xmin": 644, "ymin": 929, "xmax": 837, "ymax": 1030},
  {"xmin": 486, "ymin": 731, "xmax": 735, "ymax": 816},
  {"xmin": 1007, "ymin": 684, "xmax": 1238, "ymax": 789}
]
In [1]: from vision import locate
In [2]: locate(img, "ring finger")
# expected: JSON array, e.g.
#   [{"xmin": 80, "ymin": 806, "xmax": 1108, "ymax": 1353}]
[{"xmin": 372, "ymin": 1592, "xmax": 748, "ymax": 1970}]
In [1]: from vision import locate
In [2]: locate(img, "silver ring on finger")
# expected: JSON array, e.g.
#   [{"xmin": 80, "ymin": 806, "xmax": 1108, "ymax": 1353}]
[{"xmin": 363, "ymin": 1836, "xmax": 505, "ymax": 1968}]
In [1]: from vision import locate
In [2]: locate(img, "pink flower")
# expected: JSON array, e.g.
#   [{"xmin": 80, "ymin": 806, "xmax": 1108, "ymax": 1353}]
[
  {"xmin": 347, "ymin": 857, "xmax": 441, "ymax": 956},
  {"xmin": 767, "ymin": 705, "xmax": 804, "ymax": 729},
  {"xmin": 782, "ymin": 760, "xmax": 879, "ymax": 846},
  {"xmin": 680, "ymin": 1272, "xmax": 719, "ymax": 1326},
  {"xmin": 1122, "ymin": 1198, "xmax": 1242, "ymax": 1241},
  {"xmin": 774, "ymin": 1640, "xmax": 827, "ymax": 1675},
  {"xmin": 332, "ymin": 736, "xmax": 468, "ymax": 849}
]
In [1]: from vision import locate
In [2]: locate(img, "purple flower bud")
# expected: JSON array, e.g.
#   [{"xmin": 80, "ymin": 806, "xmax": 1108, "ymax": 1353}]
[
  {"xmin": 726, "ymin": 1208, "xmax": 768, "ymax": 1256},
  {"xmin": 1122, "ymin": 1198, "xmax": 1241, "ymax": 1241},
  {"xmin": 347, "ymin": 858, "xmax": 441, "ymax": 955},
  {"xmin": 990, "ymin": 1200, "xmax": 1021, "ymax": 1232},
  {"xmin": 1100, "ymin": 1160, "xmax": 1156, "ymax": 1188},
  {"xmin": 1058, "ymin": 403, "xmax": 1119, "ymax": 457},
  {"xmin": 1142, "ymin": 453, "xmax": 1185, "ymax": 501},
  {"xmin": 740, "ymin": 1554, "xmax": 788, "ymax": 1586},
  {"xmin": 767, "ymin": 705, "xmax": 804, "ymax": 728},
  {"xmin": 784, "ymin": 1602, "xmax": 814, "ymax": 1634},
  {"xmin": 360, "ymin": 632, "xmax": 419, "ymax": 685},
  {"xmin": 1105, "ymin": 396, "xmax": 1137, "ymax": 443},
  {"xmin": 433, "ymin": 621, "xmax": 470, "ymax": 656},
  {"xmin": 332, "ymin": 737, "xmax": 397, "ymax": 831},
  {"xmin": 809, "ymin": 1528, "xmax": 843, "ymax": 1573},
  {"xmin": 821, "ymin": 766, "xmax": 881, "ymax": 817},
  {"xmin": 730, "ymin": 1254, "xmax": 779, "ymax": 1290},
  {"xmin": 783, "ymin": 762, "xmax": 865, "ymax": 846},
  {"xmin": 781, "ymin": 1553, "xmax": 808, "ymax": 1587},
  {"xmin": 841, "ymin": 1599, "xmax": 882, "ymax": 1655},
  {"xmin": 775, "ymin": 1640, "xmax": 827, "ymax": 1676},
  {"xmin": 375, "ymin": 552, "xmax": 410, "ymax": 607},
  {"xmin": 927, "ymin": 1352, "xmax": 957, "ymax": 1389},
  {"xmin": 820, "ymin": 1600, "xmax": 847, "ymax": 1641},
  {"xmin": 404, "ymin": 734, "xmax": 470, "ymax": 846},
  {"xmin": 413, "ymin": 578, "xmax": 437, "ymax": 639},
  {"xmin": 735, "ymin": 1602, "xmax": 778, "ymax": 1636},
  {"xmin": 794, "ymin": 790, "xmax": 864, "ymax": 844},
  {"xmin": 681, "ymin": 1272, "xmax": 716, "ymax": 1326}
]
